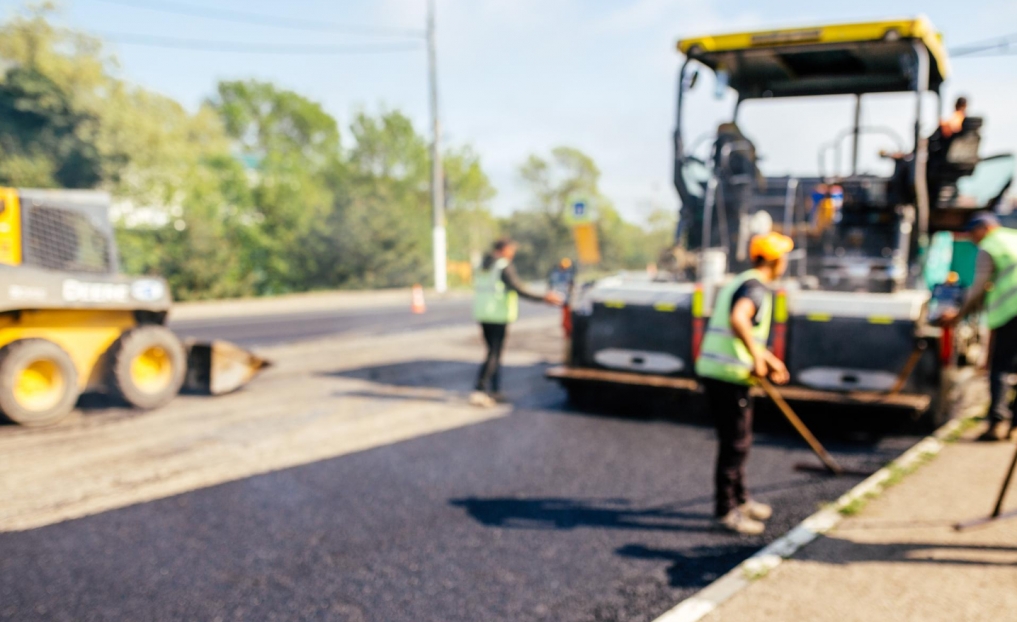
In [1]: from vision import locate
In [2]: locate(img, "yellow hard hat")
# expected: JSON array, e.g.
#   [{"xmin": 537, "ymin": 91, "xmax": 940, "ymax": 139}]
[
  {"xmin": 749, "ymin": 232, "xmax": 794, "ymax": 262},
  {"xmin": 559, "ymin": 258, "xmax": 573, "ymax": 269}
]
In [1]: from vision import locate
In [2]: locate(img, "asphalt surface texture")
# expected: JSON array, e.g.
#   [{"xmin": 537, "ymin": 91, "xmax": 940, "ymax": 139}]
[{"xmin": 1, "ymin": 302, "xmax": 925, "ymax": 622}]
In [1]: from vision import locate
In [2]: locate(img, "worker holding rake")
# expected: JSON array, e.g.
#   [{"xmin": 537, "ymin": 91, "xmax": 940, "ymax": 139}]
[{"xmin": 696, "ymin": 232, "xmax": 794, "ymax": 535}]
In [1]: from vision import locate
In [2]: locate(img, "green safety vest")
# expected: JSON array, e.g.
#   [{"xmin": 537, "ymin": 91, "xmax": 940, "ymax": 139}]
[
  {"xmin": 473, "ymin": 257, "xmax": 519, "ymax": 324},
  {"xmin": 980, "ymin": 227, "xmax": 1017, "ymax": 329},
  {"xmin": 695, "ymin": 269, "xmax": 773, "ymax": 386}
]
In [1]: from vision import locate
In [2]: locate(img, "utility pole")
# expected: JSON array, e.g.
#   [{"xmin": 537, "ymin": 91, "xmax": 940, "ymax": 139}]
[{"xmin": 427, "ymin": 0, "xmax": 447, "ymax": 293}]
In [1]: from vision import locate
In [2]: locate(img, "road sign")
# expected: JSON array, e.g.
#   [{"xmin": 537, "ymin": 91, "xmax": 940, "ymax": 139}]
[
  {"xmin": 566, "ymin": 196, "xmax": 593, "ymax": 224},
  {"xmin": 573, "ymin": 200, "xmax": 587, "ymax": 219}
]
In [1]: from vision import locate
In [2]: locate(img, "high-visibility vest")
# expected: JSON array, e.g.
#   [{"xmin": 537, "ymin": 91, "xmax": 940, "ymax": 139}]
[
  {"xmin": 980, "ymin": 227, "xmax": 1017, "ymax": 329},
  {"xmin": 473, "ymin": 257, "xmax": 519, "ymax": 324},
  {"xmin": 695, "ymin": 269, "xmax": 772, "ymax": 386}
]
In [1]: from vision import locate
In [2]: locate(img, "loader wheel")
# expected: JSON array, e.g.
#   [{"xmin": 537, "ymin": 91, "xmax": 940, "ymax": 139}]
[
  {"xmin": 108, "ymin": 325, "xmax": 186, "ymax": 409},
  {"xmin": 0, "ymin": 339, "xmax": 79, "ymax": 427}
]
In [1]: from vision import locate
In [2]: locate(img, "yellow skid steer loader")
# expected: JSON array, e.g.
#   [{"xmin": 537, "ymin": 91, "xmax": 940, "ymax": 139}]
[{"xmin": 0, "ymin": 188, "xmax": 268, "ymax": 427}]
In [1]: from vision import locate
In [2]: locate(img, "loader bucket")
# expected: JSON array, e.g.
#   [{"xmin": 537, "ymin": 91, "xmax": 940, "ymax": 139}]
[{"xmin": 183, "ymin": 340, "xmax": 270, "ymax": 395}]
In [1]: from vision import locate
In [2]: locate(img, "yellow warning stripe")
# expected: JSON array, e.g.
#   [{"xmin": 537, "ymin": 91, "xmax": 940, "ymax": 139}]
[
  {"xmin": 774, "ymin": 291, "xmax": 788, "ymax": 324},
  {"xmin": 801, "ymin": 313, "xmax": 897, "ymax": 324},
  {"xmin": 692, "ymin": 286, "xmax": 705, "ymax": 318}
]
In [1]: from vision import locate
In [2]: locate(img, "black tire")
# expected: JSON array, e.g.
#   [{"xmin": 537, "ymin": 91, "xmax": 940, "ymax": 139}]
[
  {"xmin": 107, "ymin": 325, "xmax": 186, "ymax": 409},
  {"xmin": 0, "ymin": 339, "xmax": 79, "ymax": 427}
]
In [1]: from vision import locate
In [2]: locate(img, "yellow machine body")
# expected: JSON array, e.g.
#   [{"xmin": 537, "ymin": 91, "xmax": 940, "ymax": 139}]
[
  {"xmin": 0, "ymin": 186, "xmax": 23, "ymax": 266},
  {"xmin": 0, "ymin": 310, "xmax": 136, "ymax": 390},
  {"xmin": 0, "ymin": 187, "xmax": 268, "ymax": 425}
]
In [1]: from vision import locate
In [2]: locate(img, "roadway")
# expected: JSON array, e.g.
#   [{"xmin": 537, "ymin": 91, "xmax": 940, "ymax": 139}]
[
  {"xmin": 168, "ymin": 297, "xmax": 558, "ymax": 347},
  {"xmin": 0, "ymin": 300, "xmax": 921, "ymax": 622}
]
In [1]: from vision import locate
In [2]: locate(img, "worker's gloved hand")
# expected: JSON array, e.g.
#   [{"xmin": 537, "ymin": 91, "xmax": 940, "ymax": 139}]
[
  {"xmin": 543, "ymin": 292, "xmax": 564, "ymax": 306},
  {"xmin": 754, "ymin": 350, "xmax": 790, "ymax": 385}
]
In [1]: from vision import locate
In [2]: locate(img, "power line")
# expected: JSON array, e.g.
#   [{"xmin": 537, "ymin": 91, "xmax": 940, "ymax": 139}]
[
  {"xmin": 97, "ymin": 31, "xmax": 424, "ymax": 55},
  {"xmin": 93, "ymin": 0, "xmax": 425, "ymax": 38},
  {"xmin": 950, "ymin": 32, "xmax": 1017, "ymax": 57},
  {"xmin": 953, "ymin": 49, "xmax": 1017, "ymax": 58}
]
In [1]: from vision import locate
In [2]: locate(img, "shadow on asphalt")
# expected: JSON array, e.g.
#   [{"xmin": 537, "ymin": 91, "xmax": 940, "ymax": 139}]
[
  {"xmin": 616, "ymin": 543, "xmax": 758, "ymax": 588},
  {"xmin": 450, "ymin": 478, "xmax": 819, "ymax": 533},
  {"xmin": 325, "ymin": 359, "xmax": 545, "ymax": 391},
  {"xmin": 332, "ymin": 389, "xmax": 460, "ymax": 403},
  {"xmin": 0, "ymin": 385, "xmax": 260, "ymax": 428},
  {"xmin": 450, "ymin": 496, "xmax": 714, "ymax": 532}
]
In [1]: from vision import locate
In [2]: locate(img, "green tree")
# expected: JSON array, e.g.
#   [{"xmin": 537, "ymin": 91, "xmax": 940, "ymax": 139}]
[
  {"xmin": 334, "ymin": 110, "xmax": 431, "ymax": 287},
  {"xmin": 510, "ymin": 146, "xmax": 677, "ymax": 278},
  {"xmin": 0, "ymin": 6, "xmax": 259, "ymax": 299},
  {"xmin": 444, "ymin": 145, "xmax": 498, "ymax": 266},
  {"xmin": 0, "ymin": 8, "xmax": 504, "ymax": 299},
  {"xmin": 510, "ymin": 147, "xmax": 604, "ymax": 277},
  {"xmin": 209, "ymin": 80, "xmax": 341, "ymax": 294}
]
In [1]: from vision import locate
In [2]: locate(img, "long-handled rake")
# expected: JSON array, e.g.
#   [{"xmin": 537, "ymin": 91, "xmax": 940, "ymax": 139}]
[
  {"xmin": 758, "ymin": 378, "xmax": 877, "ymax": 477},
  {"xmin": 756, "ymin": 340, "xmax": 931, "ymax": 477},
  {"xmin": 955, "ymin": 437, "xmax": 1017, "ymax": 530}
]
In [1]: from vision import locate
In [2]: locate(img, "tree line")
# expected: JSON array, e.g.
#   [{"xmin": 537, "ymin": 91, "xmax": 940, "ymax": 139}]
[{"xmin": 0, "ymin": 8, "xmax": 674, "ymax": 300}]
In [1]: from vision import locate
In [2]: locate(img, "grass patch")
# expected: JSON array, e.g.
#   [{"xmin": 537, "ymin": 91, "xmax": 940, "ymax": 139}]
[
  {"xmin": 838, "ymin": 491, "xmax": 879, "ymax": 516},
  {"xmin": 742, "ymin": 564, "xmax": 771, "ymax": 581},
  {"xmin": 838, "ymin": 449, "xmax": 941, "ymax": 517},
  {"xmin": 944, "ymin": 417, "xmax": 979, "ymax": 443}
]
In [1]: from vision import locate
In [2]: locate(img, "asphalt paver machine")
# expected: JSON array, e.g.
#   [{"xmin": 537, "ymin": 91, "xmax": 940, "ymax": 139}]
[
  {"xmin": 0, "ymin": 188, "xmax": 268, "ymax": 426},
  {"xmin": 549, "ymin": 18, "xmax": 1014, "ymax": 424}
]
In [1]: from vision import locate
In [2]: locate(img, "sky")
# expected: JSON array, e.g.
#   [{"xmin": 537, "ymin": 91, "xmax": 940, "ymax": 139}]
[{"xmin": 7, "ymin": 0, "xmax": 1016, "ymax": 225}]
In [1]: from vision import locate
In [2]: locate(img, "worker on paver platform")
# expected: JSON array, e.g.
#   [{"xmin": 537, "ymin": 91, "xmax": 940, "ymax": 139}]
[
  {"xmin": 471, "ymin": 238, "xmax": 562, "ymax": 407},
  {"xmin": 938, "ymin": 213, "xmax": 1017, "ymax": 442},
  {"xmin": 939, "ymin": 96, "xmax": 968, "ymax": 140},
  {"xmin": 695, "ymin": 232, "xmax": 793, "ymax": 535}
]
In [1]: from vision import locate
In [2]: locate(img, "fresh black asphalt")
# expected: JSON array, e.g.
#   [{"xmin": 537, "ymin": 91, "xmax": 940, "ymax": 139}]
[{"xmin": 2, "ymin": 305, "xmax": 922, "ymax": 622}]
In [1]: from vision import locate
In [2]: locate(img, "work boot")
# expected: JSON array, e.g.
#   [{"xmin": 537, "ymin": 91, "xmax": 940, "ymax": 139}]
[
  {"xmin": 469, "ymin": 391, "xmax": 497, "ymax": 408},
  {"xmin": 717, "ymin": 509, "xmax": 765, "ymax": 536},
  {"xmin": 739, "ymin": 499, "xmax": 773, "ymax": 521},
  {"xmin": 976, "ymin": 421, "xmax": 1011, "ymax": 442}
]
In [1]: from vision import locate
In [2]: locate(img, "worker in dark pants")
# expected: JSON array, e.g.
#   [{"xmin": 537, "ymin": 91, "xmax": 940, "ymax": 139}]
[
  {"xmin": 938, "ymin": 213, "xmax": 1017, "ymax": 441},
  {"xmin": 471, "ymin": 239, "xmax": 561, "ymax": 407},
  {"xmin": 695, "ymin": 232, "xmax": 793, "ymax": 535}
]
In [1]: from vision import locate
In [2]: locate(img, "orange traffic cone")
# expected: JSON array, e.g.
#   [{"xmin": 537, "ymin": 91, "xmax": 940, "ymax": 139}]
[{"xmin": 411, "ymin": 284, "xmax": 426, "ymax": 314}]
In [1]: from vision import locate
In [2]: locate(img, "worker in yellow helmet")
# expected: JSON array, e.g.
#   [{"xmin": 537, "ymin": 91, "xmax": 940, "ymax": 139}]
[
  {"xmin": 548, "ymin": 257, "xmax": 576, "ymax": 299},
  {"xmin": 695, "ymin": 232, "xmax": 794, "ymax": 535}
]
